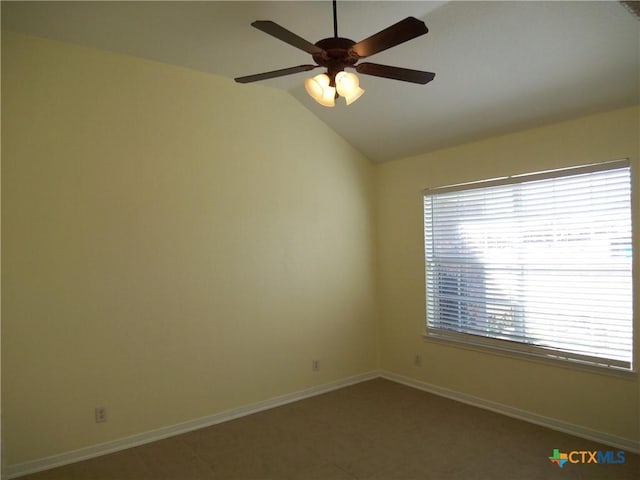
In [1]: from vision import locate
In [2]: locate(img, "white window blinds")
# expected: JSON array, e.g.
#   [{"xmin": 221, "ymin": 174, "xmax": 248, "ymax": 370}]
[{"xmin": 423, "ymin": 161, "xmax": 633, "ymax": 371}]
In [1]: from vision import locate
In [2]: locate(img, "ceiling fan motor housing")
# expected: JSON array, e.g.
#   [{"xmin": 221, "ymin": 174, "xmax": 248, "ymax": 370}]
[{"xmin": 313, "ymin": 37, "xmax": 360, "ymax": 82}]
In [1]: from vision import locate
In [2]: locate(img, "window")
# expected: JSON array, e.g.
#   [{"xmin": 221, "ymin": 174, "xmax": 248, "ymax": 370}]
[{"xmin": 423, "ymin": 160, "xmax": 634, "ymax": 372}]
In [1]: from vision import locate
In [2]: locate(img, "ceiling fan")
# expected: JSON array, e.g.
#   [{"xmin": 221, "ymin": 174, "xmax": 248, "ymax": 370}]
[{"xmin": 234, "ymin": 0, "xmax": 435, "ymax": 107}]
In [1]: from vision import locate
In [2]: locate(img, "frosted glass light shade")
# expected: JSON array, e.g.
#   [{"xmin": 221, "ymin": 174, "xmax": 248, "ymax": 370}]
[
  {"xmin": 305, "ymin": 74, "xmax": 335, "ymax": 107},
  {"xmin": 344, "ymin": 86, "xmax": 365, "ymax": 105},
  {"xmin": 335, "ymin": 71, "xmax": 365, "ymax": 105},
  {"xmin": 335, "ymin": 71, "xmax": 357, "ymax": 96}
]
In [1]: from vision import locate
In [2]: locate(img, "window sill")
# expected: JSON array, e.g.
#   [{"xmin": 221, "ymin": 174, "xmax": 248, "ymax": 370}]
[{"xmin": 422, "ymin": 332, "xmax": 637, "ymax": 379}]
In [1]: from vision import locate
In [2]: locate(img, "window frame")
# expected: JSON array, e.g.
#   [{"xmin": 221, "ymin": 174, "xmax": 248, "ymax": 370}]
[{"xmin": 422, "ymin": 159, "xmax": 637, "ymax": 375}]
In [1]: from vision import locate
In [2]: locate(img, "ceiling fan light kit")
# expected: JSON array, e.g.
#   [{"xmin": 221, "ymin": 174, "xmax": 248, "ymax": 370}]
[
  {"xmin": 305, "ymin": 71, "xmax": 364, "ymax": 108},
  {"xmin": 235, "ymin": 0, "xmax": 435, "ymax": 107}
]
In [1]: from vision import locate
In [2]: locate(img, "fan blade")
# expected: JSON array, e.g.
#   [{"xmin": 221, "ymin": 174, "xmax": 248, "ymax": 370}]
[
  {"xmin": 356, "ymin": 62, "xmax": 435, "ymax": 84},
  {"xmin": 351, "ymin": 17, "xmax": 428, "ymax": 58},
  {"xmin": 252, "ymin": 21, "xmax": 324, "ymax": 55},
  {"xmin": 235, "ymin": 65, "xmax": 318, "ymax": 83}
]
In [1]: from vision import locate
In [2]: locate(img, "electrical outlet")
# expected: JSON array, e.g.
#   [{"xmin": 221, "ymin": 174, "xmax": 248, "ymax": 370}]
[
  {"xmin": 312, "ymin": 359, "xmax": 320, "ymax": 372},
  {"xmin": 95, "ymin": 406, "xmax": 107, "ymax": 423},
  {"xmin": 414, "ymin": 354, "xmax": 422, "ymax": 367}
]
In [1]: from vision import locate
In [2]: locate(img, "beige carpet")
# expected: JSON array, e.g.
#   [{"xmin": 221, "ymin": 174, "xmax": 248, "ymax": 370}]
[{"xmin": 16, "ymin": 378, "xmax": 639, "ymax": 479}]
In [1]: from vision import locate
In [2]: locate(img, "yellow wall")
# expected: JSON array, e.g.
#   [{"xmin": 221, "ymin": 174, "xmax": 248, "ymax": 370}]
[
  {"xmin": 2, "ymin": 30, "xmax": 639, "ymax": 470},
  {"xmin": 376, "ymin": 105, "xmax": 640, "ymax": 443},
  {"xmin": 1, "ymin": 33, "xmax": 377, "ymax": 465}
]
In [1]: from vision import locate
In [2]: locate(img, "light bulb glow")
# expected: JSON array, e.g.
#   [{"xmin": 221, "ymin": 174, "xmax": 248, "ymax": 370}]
[
  {"xmin": 320, "ymin": 86, "xmax": 336, "ymax": 107},
  {"xmin": 304, "ymin": 74, "xmax": 327, "ymax": 99},
  {"xmin": 314, "ymin": 73, "xmax": 330, "ymax": 87},
  {"xmin": 335, "ymin": 71, "xmax": 364, "ymax": 105},
  {"xmin": 305, "ymin": 73, "xmax": 335, "ymax": 107},
  {"xmin": 335, "ymin": 71, "xmax": 357, "ymax": 96}
]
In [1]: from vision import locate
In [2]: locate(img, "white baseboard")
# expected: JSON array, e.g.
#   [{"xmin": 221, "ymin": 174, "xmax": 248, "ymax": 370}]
[
  {"xmin": 2, "ymin": 371, "xmax": 379, "ymax": 480},
  {"xmin": 5, "ymin": 369, "xmax": 637, "ymax": 479},
  {"xmin": 380, "ymin": 370, "xmax": 640, "ymax": 454}
]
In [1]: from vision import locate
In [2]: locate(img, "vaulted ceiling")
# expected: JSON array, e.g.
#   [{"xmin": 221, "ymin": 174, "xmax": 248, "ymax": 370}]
[{"xmin": 3, "ymin": 1, "xmax": 639, "ymax": 163}]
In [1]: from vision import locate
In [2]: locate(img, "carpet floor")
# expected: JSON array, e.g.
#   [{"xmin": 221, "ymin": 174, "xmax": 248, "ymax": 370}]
[{"xmin": 16, "ymin": 378, "xmax": 639, "ymax": 479}]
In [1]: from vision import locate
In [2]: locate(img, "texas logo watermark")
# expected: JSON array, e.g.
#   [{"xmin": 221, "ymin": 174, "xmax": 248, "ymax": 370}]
[{"xmin": 548, "ymin": 448, "xmax": 625, "ymax": 468}]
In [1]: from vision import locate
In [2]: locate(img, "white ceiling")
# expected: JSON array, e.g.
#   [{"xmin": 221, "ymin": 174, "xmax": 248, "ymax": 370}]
[{"xmin": 3, "ymin": 1, "xmax": 639, "ymax": 163}]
